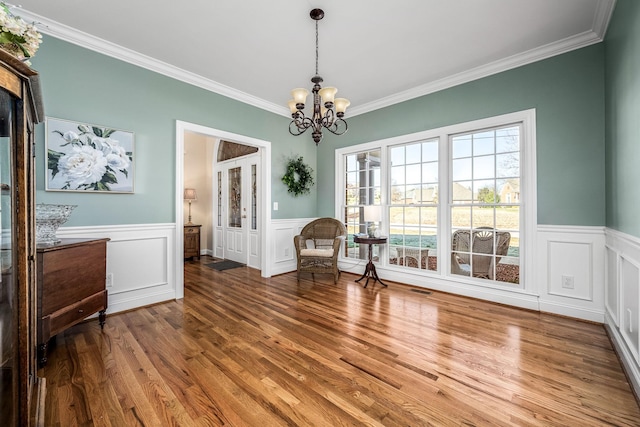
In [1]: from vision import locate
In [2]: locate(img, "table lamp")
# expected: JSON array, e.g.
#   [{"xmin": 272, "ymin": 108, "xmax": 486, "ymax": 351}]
[
  {"xmin": 364, "ymin": 205, "xmax": 382, "ymax": 237},
  {"xmin": 184, "ymin": 188, "xmax": 197, "ymax": 225}
]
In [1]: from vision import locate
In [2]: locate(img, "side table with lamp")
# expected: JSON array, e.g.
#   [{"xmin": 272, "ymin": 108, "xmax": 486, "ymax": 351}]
[
  {"xmin": 183, "ymin": 188, "xmax": 201, "ymax": 260},
  {"xmin": 355, "ymin": 205, "xmax": 387, "ymax": 287}
]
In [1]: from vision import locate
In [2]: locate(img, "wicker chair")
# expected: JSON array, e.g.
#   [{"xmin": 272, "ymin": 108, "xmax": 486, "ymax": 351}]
[
  {"xmin": 294, "ymin": 218, "xmax": 347, "ymax": 284},
  {"xmin": 451, "ymin": 227, "xmax": 511, "ymax": 279}
]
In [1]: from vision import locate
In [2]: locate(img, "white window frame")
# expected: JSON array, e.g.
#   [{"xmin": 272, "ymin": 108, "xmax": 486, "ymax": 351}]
[{"xmin": 335, "ymin": 109, "xmax": 537, "ymax": 294}]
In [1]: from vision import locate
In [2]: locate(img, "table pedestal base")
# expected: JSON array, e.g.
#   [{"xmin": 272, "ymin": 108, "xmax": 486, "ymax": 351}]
[{"xmin": 355, "ymin": 260, "xmax": 388, "ymax": 288}]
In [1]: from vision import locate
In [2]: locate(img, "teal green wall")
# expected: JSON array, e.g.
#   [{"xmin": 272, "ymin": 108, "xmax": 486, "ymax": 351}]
[
  {"xmin": 605, "ymin": 0, "xmax": 640, "ymax": 238},
  {"xmin": 31, "ymin": 36, "xmax": 317, "ymax": 225},
  {"xmin": 32, "ymin": 35, "xmax": 608, "ymax": 228},
  {"xmin": 316, "ymin": 45, "xmax": 606, "ymax": 227}
]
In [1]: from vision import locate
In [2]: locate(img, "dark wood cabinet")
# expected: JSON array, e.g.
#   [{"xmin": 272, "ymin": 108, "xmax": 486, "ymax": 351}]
[
  {"xmin": 184, "ymin": 225, "xmax": 201, "ymax": 260},
  {"xmin": 0, "ymin": 50, "xmax": 45, "ymax": 426},
  {"xmin": 36, "ymin": 238, "xmax": 109, "ymax": 366}
]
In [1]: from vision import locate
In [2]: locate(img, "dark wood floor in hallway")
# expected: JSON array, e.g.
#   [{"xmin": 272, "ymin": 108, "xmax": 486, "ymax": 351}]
[{"xmin": 40, "ymin": 256, "xmax": 640, "ymax": 426}]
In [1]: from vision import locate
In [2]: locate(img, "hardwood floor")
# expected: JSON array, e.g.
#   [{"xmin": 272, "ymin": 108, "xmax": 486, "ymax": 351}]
[{"xmin": 41, "ymin": 256, "xmax": 640, "ymax": 426}]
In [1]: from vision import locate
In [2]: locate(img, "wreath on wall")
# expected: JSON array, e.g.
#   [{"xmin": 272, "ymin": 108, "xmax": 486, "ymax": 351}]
[{"xmin": 282, "ymin": 156, "xmax": 314, "ymax": 197}]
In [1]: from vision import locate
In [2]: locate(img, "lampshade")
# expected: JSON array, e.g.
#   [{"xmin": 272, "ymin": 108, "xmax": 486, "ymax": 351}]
[
  {"xmin": 334, "ymin": 98, "xmax": 351, "ymax": 115},
  {"xmin": 363, "ymin": 205, "xmax": 381, "ymax": 222},
  {"xmin": 184, "ymin": 188, "xmax": 197, "ymax": 201},
  {"xmin": 287, "ymin": 99, "xmax": 298, "ymax": 114},
  {"xmin": 291, "ymin": 88, "xmax": 309, "ymax": 106},
  {"xmin": 318, "ymin": 87, "xmax": 338, "ymax": 106}
]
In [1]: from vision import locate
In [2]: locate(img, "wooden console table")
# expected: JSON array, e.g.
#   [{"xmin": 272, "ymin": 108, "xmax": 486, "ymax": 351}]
[
  {"xmin": 184, "ymin": 224, "xmax": 201, "ymax": 260},
  {"xmin": 353, "ymin": 235, "xmax": 388, "ymax": 288},
  {"xmin": 37, "ymin": 238, "xmax": 109, "ymax": 366}
]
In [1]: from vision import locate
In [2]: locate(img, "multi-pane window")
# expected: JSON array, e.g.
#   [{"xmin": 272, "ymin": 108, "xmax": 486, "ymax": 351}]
[
  {"xmin": 450, "ymin": 125, "xmax": 520, "ymax": 284},
  {"xmin": 343, "ymin": 149, "xmax": 381, "ymax": 259},
  {"xmin": 388, "ymin": 139, "xmax": 439, "ymax": 271},
  {"xmin": 337, "ymin": 111, "xmax": 530, "ymax": 290}
]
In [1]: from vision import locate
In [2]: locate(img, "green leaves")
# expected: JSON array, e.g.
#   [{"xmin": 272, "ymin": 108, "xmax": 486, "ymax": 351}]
[
  {"xmin": 47, "ymin": 149, "xmax": 63, "ymax": 178},
  {"xmin": 282, "ymin": 156, "xmax": 314, "ymax": 197}
]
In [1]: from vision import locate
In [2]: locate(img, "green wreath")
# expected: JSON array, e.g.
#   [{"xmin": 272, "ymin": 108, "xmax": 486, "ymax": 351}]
[{"xmin": 282, "ymin": 156, "xmax": 314, "ymax": 196}]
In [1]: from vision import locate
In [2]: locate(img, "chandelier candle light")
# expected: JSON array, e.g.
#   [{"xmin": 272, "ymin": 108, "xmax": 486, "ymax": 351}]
[
  {"xmin": 288, "ymin": 8, "xmax": 350, "ymax": 145},
  {"xmin": 184, "ymin": 188, "xmax": 197, "ymax": 225}
]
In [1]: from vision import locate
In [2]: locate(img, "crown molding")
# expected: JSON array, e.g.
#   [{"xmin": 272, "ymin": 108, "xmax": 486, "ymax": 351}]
[
  {"xmin": 19, "ymin": 0, "xmax": 615, "ymax": 119},
  {"xmin": 348, "ymin": 29, "xmax": 605, "ymax": 117},
  {"xmin": 592, "ymin": 0, "xmax": 617, "ymax": 38},
  {"xmin": 19, "ymin": 9, "xmax": 290, "ymax": 117}
]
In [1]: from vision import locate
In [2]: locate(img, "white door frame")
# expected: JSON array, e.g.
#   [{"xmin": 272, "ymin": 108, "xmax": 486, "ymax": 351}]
[{"xmin": 175, "ymin": 120, "xmax": 272, "ymax": 299}]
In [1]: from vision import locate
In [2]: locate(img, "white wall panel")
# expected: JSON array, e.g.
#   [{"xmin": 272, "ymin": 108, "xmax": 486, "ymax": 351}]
[
  {"xmin": 57, "ymin": 223, "xmax": 176, "ymax": 314},
  {"xmin": 604, "ymin": 228, "xmax": 640, "ymax": 399},
  {"xmin": 621, "ymin": 258, "xmax": 640, "ymax": 364},
  {"xmin": 537, "ymin": 225, "xmax": 605, "ymax": 322},
  {"xmin": 547, "ymin": 241, "xmax": 592, "ymax": 300},
  {"xmin": 605, "ymin": 245, "xmax": 619, "ymax": 326},
  {"xmin": 270, "ymin": 218, "xmax": 315, "ymax": 275}
]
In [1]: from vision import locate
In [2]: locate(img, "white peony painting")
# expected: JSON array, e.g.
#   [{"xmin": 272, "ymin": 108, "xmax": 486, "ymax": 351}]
[{"xmin": 45, "ymin": 117, "xmax": 134, "ymax": 193}]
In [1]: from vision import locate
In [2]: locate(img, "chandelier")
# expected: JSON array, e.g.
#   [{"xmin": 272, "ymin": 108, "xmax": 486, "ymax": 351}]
[{"xmin": 288, "ymin": 8, "xmax": 350, "ymax": 145}]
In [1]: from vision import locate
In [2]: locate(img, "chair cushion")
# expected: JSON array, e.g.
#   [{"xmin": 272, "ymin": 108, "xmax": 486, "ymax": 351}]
[{"xmin": 300, "ymin": 248, "xmax": 334, "ymax": 257}]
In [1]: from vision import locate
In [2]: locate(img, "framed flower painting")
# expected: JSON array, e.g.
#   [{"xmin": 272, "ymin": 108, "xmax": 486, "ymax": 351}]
[{"xmin": 45, "ymin": 117, "xmax": 134, "ymax": 193}]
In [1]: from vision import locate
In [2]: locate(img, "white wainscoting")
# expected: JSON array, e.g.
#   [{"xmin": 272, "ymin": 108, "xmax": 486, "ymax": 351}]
[
  {"xmin": 269, "ymin": 218, "xmax": 316, "ymax": 276},
  {"xmin": 57, "ymin": 223, "xmax": 176, "ymax": 314},
  {"xmin": 604, "ymin": 228, "xmax": 640, "ymax": 398},
  {"xmin": 536, "ymin": 225, "xmax": 606, "ymax": 322},
  {"xmin": 268, "ymin": 222, "xmax": 607, "ymax": 323}
]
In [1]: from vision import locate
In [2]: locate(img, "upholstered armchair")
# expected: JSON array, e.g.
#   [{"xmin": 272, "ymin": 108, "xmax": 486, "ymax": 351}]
[
  {"xmin": 451, "ymin": 227, "xmax": 511, "ymax": 279},
  {"xmin": 294, "ymin": 218, "xmax": 347, "ymax": 283}
]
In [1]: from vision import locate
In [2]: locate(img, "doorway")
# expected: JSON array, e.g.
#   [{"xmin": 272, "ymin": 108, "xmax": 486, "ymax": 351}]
[
  {"xmin": 214, "ymin": 152, "xmax": 261, "ymax": 268},
  {"xmin": 175, "ymin": 121, "xmax": 272, "ymax": 299}
]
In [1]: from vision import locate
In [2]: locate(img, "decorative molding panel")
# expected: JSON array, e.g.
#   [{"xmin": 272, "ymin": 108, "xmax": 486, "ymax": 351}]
[
  {"xmin": 536, "ymin": 225, "xmax": 605, "ymax": 322},
  {"xmin": 269, "ymin": 218, "xmax": 316, "ymax": 276},
  {"xmin": 604, "ymin": 228, "xmax": 640, "ymax": 399},
  {"xmin": 57, "ymin": 223, "xmax": 176, "ymax": 314}
]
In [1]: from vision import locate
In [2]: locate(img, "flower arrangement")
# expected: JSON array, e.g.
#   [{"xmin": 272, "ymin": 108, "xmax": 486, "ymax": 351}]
[
  {"xmin": 48, "ymin": 124, "xmax": 133, "ymax": 191},
  {"xmin": 282, "ymin": 156, "xmax": 314, "ymax": 196},
  {"xmin": 0, "ymin": 2, "xmax": 42, "ymax": 62}
]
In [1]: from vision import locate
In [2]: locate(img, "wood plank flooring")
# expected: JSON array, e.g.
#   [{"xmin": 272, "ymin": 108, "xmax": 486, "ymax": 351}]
[{"xmin": 40, "ymin": 256, "xmax": 640, "ymax": 426}]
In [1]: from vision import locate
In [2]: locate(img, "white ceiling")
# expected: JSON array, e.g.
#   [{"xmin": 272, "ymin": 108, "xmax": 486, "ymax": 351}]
[{"xmin": 16, "ymin": 0, "xmax": 615, "ymax": 117}]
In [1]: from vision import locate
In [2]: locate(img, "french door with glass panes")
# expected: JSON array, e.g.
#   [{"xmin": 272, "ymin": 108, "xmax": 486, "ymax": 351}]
[{"xmin": 214, "ymin": 153, "xmax": 260, "ymax": 267}]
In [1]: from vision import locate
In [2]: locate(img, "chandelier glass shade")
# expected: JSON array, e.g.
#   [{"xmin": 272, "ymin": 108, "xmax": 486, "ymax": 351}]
[{"xmin": 288, "ymin": 9, "xmax": 350, "ymax": 145}]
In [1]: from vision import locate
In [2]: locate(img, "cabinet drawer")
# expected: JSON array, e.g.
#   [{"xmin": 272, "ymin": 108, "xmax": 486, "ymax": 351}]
[
  {"xmin": 185, "ymin": 227, "xmax": 198, "ymax": 234},
  {"xmin": 48, "ymin": 291, "xmax": 106, "ymax": 338},
  {"xmin": 39, "ymin": 243, "xmax": 107, "ymax": 314}
]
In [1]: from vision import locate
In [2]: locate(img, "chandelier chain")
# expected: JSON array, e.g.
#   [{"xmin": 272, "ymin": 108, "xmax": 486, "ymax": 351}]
[{"xmin": 315, "ymin": 19, "xmax": 319, "ymax": 76}]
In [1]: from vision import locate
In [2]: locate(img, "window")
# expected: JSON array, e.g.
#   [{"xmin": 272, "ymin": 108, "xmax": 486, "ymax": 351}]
[
  {"xmin": 388, "ymin": 139, "xmax": 439, "ymax": 271},
  {"xmin": 337, "ymin": 110, "xmax": 535, "ymax": 291},
  {"xmin": 450, "ymin": 125, "xmax": 520, "ymax": 284},
  {"xmin": 343, "ymin": 149, "xmax": 381, "ymax": 260}
]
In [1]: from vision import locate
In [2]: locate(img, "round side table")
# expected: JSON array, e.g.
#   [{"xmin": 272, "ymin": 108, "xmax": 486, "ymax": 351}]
[{"xmin": 353, "ymin": 235, "xmax": 388, "ymax": 288}]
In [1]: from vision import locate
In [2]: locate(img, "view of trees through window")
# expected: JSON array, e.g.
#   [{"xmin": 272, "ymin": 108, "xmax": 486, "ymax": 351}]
[
  {"xmin": 340, "ymin": 120, "xmax": 523, "ymax": 287},
  {"xmin": 450, "ymin": 125, "xmax": 521, "ymax": 284},
  {"xmin": 388, "ymin": 139, "xmax": 439, "ymax": 271}
]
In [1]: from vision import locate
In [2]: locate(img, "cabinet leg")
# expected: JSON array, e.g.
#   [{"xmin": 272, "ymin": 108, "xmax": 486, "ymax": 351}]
[{"xmin": 99, "ymin": 310, "xmax": 106, "ymax": 329}]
